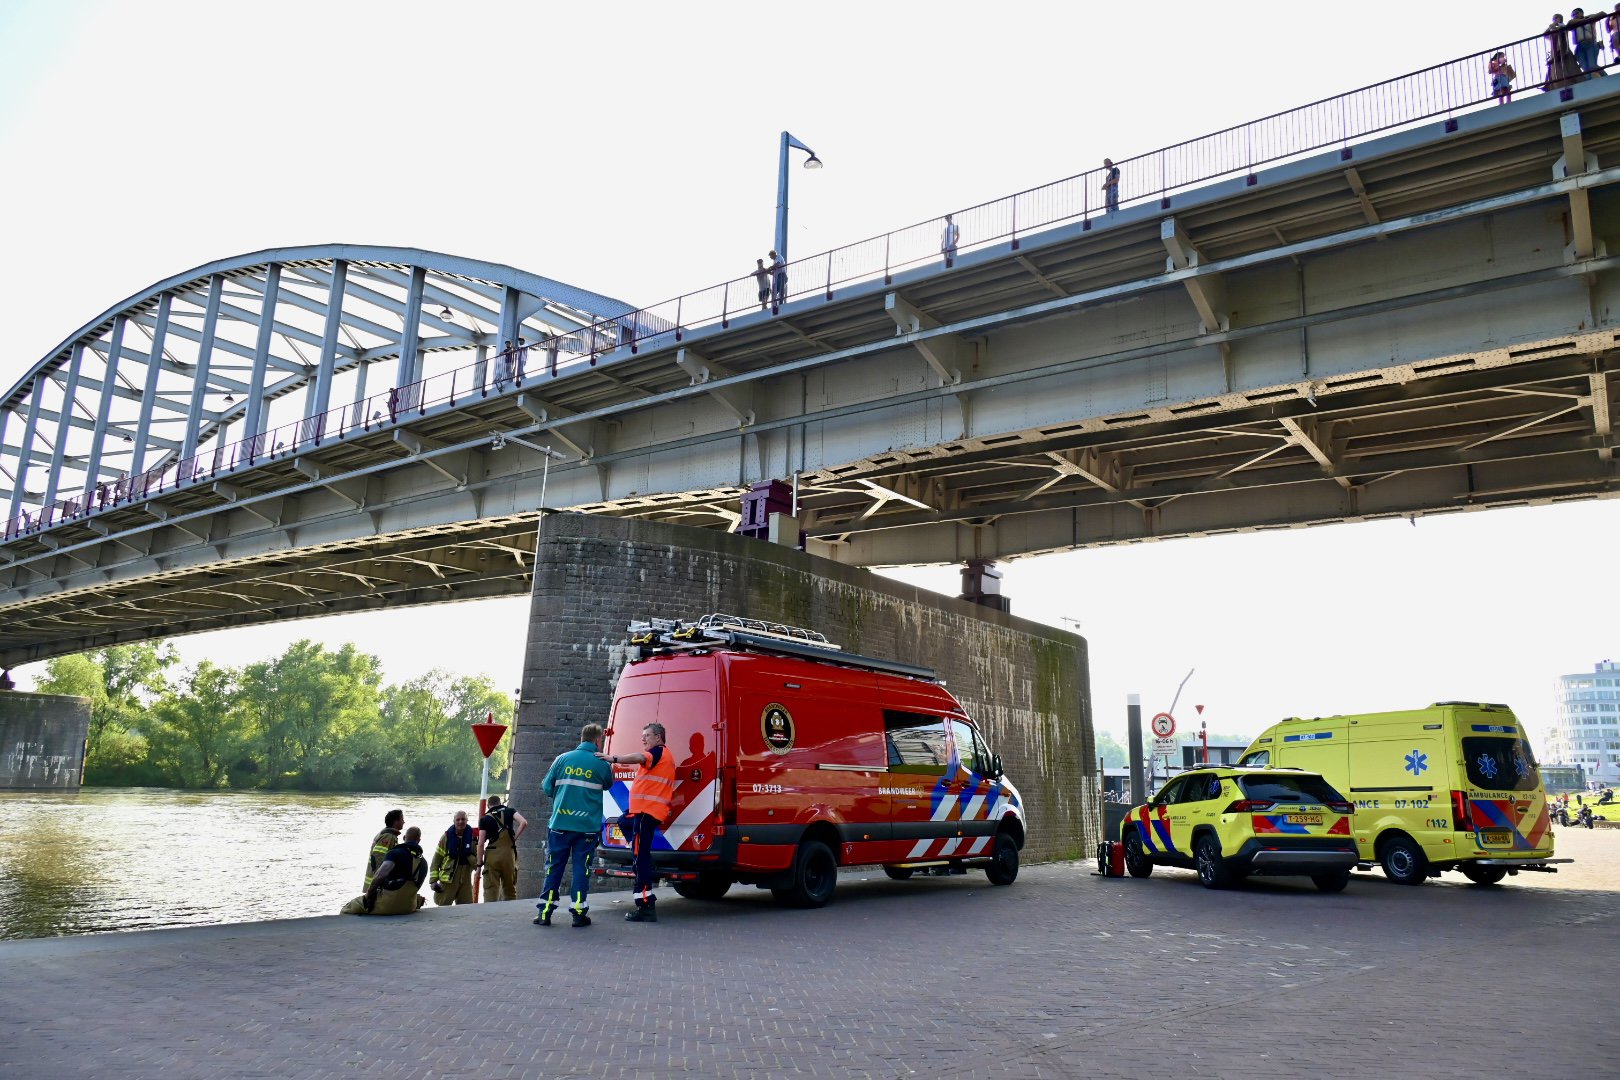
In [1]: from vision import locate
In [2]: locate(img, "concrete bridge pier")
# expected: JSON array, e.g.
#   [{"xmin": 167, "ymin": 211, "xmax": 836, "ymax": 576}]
[
  {"xmin": 505, "ymin": 512, "xmax": 1095, "ymax": 899},
  {"xmin": 0, "ymin": 690, "xmax": 90, "ymax": 791}
]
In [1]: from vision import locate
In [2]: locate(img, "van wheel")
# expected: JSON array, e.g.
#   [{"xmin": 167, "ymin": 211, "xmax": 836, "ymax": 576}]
[
  {"xmin": 1122, "ymin": 831, "xmax": 1153, "ymax": 878},
  {"xmin": 773, "ymin": 840, "xmax": 838, "ymax": 908},
  {"xmin": 1195, "ymin": 835, "xmax": 1230, "ymax": 889},
  {"xmin": 1379, "ymin": 834, "xmax": 1429, "ymax": 886},
  {"xmin": 985, "ymin": 833, "xmax": 1020, "ymax": 886},
  {"xmin": 882, "ymin": 866, "xmax": 913, "ymax": 881},
  {"xmin": 671, "ymin": 873, "xmax": 732, "ymax": 901},
  {"xmin": 1311, "ymin": 870, "xmax": 1351, "ymax": 893},
  {"xmin": 1460, "ymin": 864, "xmax": 1508, "ymax": 886}
]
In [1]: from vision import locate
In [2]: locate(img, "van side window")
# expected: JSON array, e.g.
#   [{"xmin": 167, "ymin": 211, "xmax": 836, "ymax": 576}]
[
  {"xmin": 948, "ymin": 719, "xmax": 985, "ymax": 775},
  {"xmin": 884, "ymin": 710, "xmax": 949, "ymax": 773}
]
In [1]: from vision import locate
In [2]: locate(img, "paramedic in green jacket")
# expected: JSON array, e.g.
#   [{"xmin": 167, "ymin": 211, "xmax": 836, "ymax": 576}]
[{"xmin": 534, "ymin": 721, "xmax": 616, "ymax": 928}]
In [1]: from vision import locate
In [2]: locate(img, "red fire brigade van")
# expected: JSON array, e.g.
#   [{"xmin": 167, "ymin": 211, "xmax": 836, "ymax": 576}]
[{"xmin": 595, "ymin": 614, "xmax": 1027, "ymax": 907}]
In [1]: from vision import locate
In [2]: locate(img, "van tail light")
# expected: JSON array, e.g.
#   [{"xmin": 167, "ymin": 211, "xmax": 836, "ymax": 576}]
[
  {"xmin": 1223, "ymin": 800, "xmax": 1274, "ymax": 814},
  {"xmin": 1326, "ymin": 801, "xmax": 1354, "ymax": 815},
  {"xmin": 1451, "ymin": 790, "xmax": 1470, "ymax": 832}
]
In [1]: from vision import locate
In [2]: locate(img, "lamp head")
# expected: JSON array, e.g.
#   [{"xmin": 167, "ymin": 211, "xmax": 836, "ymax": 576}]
[{"xmin": 803, "ymin": 154, "xmax": 823, "ymax": 170}]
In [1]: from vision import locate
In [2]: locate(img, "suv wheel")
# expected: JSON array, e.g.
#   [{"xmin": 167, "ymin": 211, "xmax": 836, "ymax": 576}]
[
  {"xmin": 772, "ymin": 840, "xmax": 838, "ymax": 907},
  {"xmin": 1460, "ymin": 864, "xmax": 1508, "ymax": 886},
  {"xmin": 1122, "ymin": 830, "xmax": 1153, "ymax": 878},
  {"xmin": 1311, "ymin": 870, "xmax": 1351, "ymax": 893},
  {"xmin": 1379, "ymin": 834, "xmax": 1430, "ymax": 886},
  {"xmin": 1195, "ymin": 835, "xmax": 1230, "ymax": 889},
  {"xmin": 985, "ymin": 832, "xmax": 1019, "ymax": 886}
]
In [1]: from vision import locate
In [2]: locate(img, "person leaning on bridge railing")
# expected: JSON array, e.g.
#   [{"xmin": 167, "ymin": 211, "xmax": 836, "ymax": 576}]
[{"xmin": 1547, "ymin": 12, "xmax": 1585, "ymax": 90}]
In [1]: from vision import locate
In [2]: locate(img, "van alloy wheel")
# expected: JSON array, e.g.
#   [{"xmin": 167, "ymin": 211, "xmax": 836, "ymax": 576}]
[{"xmin": 1378, "ymin": 835, "xmax": 1429, "ymax": 885}]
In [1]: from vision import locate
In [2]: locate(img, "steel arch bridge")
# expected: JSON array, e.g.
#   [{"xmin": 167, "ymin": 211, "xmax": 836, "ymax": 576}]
[{"xmin": 8, "ymin": 38, "xmax": 1620, "ymax": 670}]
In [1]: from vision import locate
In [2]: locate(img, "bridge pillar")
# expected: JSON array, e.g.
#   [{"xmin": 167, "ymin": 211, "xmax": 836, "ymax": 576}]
[
  {"xmin": 0, "ymin": 689, "xmax": 89, "ymax": 791},
  {"xmin": 506, "ymin": 513, "xmax": 1095, "ymax": 898}
]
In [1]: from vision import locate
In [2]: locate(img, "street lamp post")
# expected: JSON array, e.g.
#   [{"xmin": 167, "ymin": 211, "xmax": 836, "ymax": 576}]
[{"xmin": 774, "ymin": 131, "xmax": 823, "ymax": 266}]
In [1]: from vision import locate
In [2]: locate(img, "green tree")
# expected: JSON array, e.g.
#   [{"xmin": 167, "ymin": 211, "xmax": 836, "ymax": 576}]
[
  {"xmin": 373, "ymin": 670, "xmax": 512, "ymax": 792},
  {"xmin": 146, "ymin": 661, "xmax": 243, "ymax": 788},
  {"xmin": 32, "ymin": 642, "xmax": 177, "ymax": 782},
  {"xmin": 237, "ymin": 640, "xmax": 382, "ymax": 789}
]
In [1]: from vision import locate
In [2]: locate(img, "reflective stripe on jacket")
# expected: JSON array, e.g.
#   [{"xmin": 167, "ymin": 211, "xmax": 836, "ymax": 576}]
[
  {"xmin": 364, "ymin": 827, "xmax": 398, "ymax": 890},
  {"xmin": 543, "ymin": 742, "xmax": 614, "ymax": 833},
  {"xmin": 629, "ymin": 746, "xmax": 678, "ymax": 825}
]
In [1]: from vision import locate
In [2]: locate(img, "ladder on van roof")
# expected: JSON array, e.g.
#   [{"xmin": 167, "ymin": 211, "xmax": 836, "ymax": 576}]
[{"xmin": 626, "ymin": 613, "xmax": 940, "ymax": 682}]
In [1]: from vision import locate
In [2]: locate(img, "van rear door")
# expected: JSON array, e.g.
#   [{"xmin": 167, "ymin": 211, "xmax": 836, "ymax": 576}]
[
  {"xmin": 604, "ymin": 656, "xmax": 721, "ymax": 854},
  {"xmin": 1457, "ymin": 720, "xmax": 1551, "ymax": 854}
]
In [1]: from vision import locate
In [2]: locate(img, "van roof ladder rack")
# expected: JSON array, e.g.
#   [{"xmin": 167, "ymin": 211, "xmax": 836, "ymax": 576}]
[{"xmin": 626, "ymin": 613, "xmax": 939, "ymax": 682}]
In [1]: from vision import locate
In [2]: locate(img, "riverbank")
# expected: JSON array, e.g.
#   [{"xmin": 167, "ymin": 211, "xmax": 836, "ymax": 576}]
[
  {"xmin": 3, "ymin": 834, "xmax": 1619, "ymax": 1079},
  {"xmin": 0, "ymin": 788, "xmax": 482, "ymax": 938}
]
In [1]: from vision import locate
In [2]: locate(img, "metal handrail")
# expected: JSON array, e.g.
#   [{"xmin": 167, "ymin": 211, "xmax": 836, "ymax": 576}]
[{"xmin": 4, "ymin": 27, "xmax": 1607, "ymax": 544}]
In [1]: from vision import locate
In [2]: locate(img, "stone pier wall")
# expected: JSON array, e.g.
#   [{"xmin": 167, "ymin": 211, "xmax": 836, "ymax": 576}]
[
  {"xmin": 0, "ymin": 692, "xmax": 91, "ymax": 791},
  {"xmin": 507, "ymin": 513, "xmax": 1094, "ymax": 897}
]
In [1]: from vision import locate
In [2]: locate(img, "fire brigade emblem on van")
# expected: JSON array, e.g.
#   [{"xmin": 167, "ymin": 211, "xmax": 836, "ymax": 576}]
[{"xmin": 761, "ymin": 704, "xmax": 795, "ymax": 754}]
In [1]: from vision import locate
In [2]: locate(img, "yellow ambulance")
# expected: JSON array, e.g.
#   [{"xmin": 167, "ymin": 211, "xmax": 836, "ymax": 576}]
[{"xmin": 1239, "ymin": 702, "xmax": 1568, "ymax": 885}]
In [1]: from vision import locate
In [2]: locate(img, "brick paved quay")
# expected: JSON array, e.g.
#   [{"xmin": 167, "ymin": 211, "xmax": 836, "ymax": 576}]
[{"xmin": 4, "ymin": 828, "xmax": 1618, "ymax": 1080}]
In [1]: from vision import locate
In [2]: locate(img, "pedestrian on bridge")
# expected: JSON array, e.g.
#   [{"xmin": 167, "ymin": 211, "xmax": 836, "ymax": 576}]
[
  {"xmin": 515, "ymin": 337, "xmax": 530, "ymax": 382},
  {"xmin": 478, "ymin": 794, "xmax": 528, "ymax": 902},
  {"xmin": 1546, "ymin": 14, "xmax": 1582, "ymax": 90},
  {"xmin": 754, "ymin": 259, "xmax": 771, "ymax": 310},
  {"xmin": 1571, "ymin": 9, "xmax": 1606, "ymax": 77},
  {"xmin": 941, "ymin": 214, "xmax": 960, "ymax": 265},
  {"xmin": 535, "ymin": 721, "xmax": 615, "ymax": 928},
  {"xmin": 769, "ymin": 250, "xmax": 787, "ymax": 307},
  {"xmin": 1101, "ymin": 159, "xmax": 1120, "ymax": 213},
  {"xmin": 1489, "ymin": 51, "xmax": 1516, "ymax": 103}
]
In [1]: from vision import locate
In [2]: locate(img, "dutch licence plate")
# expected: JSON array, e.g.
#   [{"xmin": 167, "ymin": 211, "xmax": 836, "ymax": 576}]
[
  {"xmin": 1286, "ymin": 813, "xmax": 1322, "ymax": 825},
  {"xmin": 608, "ymin": 824, "xmax": 626, "ymax": 845},
  {"xmin": 1480, "ymin": 828, "xmax": 1512, "ymax": 845}
]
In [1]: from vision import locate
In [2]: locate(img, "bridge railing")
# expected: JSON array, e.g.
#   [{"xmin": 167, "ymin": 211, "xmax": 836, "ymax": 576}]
[{"xmin": 2, "ymin": 27, "xmax": 1604, "ymax": 544}]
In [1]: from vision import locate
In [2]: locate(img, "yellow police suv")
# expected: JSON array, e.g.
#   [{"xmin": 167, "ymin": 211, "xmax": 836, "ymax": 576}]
[{"xmin": 1119, "ymin": 766, "xmax": 1359, "ymax": 891}]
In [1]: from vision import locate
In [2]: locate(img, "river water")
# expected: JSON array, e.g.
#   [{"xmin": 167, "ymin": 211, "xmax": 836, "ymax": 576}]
[{"xmin": 0, "ymin": 788, "xmax": 487, "ymax": 939}]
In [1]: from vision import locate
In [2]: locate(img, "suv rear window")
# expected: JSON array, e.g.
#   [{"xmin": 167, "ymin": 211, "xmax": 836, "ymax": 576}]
[
  {"xmin": 1462, "ymin": 736, "xmax": 1540, "ymax": 791},
  {"xmin": 1236, "ymin": 774, "xmax": 1347, "ymax": 804}
]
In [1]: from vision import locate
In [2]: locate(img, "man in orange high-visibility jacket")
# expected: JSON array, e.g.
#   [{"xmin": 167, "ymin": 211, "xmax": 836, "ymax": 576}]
[{"xmin": 601, "ymin": 721, "xmax": 676, "ymax": 922}]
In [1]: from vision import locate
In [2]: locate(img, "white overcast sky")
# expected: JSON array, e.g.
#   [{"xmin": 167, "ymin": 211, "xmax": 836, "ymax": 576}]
[{"xmin": 2, "ymin": 1, "xmax": 1614, "ymax": 749}]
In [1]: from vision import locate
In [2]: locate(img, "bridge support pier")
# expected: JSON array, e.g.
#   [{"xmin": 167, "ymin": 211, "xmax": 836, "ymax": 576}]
[
  {"xmin": 0, "ymin": 690, "xmax": 89, "ymax": 791},
  {"xmin": 506, "ymin": 513, "xmax": 1095, "ymax": 899}
]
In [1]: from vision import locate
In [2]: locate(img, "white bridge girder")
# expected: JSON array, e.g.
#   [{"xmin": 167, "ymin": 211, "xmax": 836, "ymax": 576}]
[{"xmin": 7, "ymin": 83, "xmax": 1620, "ymax": 664}]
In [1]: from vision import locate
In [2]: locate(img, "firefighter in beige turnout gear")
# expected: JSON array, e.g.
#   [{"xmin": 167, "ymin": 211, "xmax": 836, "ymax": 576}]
[{"xmin": 478, "ymin": 795, "xmax": 528, "ymax": 902}]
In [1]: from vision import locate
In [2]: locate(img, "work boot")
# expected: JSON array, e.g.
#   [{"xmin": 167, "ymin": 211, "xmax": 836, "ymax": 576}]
[
  {"xmin": 533, "ymin": 913, "xmax": 551, "ymax": 926},
  {"xmin": 571, "ymin": 911, "xmax": 592, "ymax": 928},
  {"xmin": 624, "ymin": 904, "xmax": 657, "ymax": 923}
]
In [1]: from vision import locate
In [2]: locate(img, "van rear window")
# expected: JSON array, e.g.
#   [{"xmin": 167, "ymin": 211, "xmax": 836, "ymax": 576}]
[
  {"xmin": 1462, "ymin": 737, "xmax": 1539, "ymax": 791},
  {"xmin": 1236, "ymin": 774, "xmax": 1347, "ymax": 804}
]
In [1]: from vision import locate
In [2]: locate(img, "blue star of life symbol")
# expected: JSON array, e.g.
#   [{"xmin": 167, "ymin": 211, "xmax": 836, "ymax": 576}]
[
  {"xmin": 1476, "ymin": 754, "xmax": 1499, "ymax": 781},
  {"xmin": 1404, "ymin": 749, "xmax": 1429, "ymax": 776}
]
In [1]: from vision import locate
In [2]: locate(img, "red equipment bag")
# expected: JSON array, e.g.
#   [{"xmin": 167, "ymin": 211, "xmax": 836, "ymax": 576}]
[{"xmin": 1096, "ymin": 840, "xmax": 1124, "ymax": 877}]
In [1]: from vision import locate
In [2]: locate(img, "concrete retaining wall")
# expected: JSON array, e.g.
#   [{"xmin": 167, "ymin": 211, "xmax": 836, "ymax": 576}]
[
  {"xmin": 0, "ymin": 692, "xmax": 91, "ymax": 790},
  {"xmin": 507, "ymin": 513, "xmax": 1095, "ymax": 898}
]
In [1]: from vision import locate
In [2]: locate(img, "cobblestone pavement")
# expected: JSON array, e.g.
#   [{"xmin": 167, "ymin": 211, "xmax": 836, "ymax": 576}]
[{"xmin": 3, "ymin": 827, "xmax": 1617, "ymax": 1079}]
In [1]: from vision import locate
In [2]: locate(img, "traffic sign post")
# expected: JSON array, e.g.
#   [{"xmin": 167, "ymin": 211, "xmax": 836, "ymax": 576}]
[{"xmin": 469, "ymin": 713, "xmax": 508, "ymax": 904}]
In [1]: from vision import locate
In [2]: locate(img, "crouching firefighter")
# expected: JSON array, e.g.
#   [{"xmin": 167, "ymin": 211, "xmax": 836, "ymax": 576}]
[
  {"xmin": 342, "ymin": 826, "xmax": 428, "ymax": 915},
  {"xmin": 429, "ymin": 811, "xmax": 478, "ymax": 905},
  {"xmin": 603, "ymin": 720, "xmax": 676, "ymax": 923},
  {"xmin": 478, "ymin": 795, "xmax": 528, "ymax": 902},
  {"xmin": 535, "ymin": 721, "xmax": 616, "ymax": 927}
]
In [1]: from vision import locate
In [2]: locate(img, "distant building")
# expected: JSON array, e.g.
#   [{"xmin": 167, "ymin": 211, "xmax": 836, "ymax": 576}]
[{"xmin": 1547, "ymin": 660, "xmax": 1620, "ymax": 784}]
